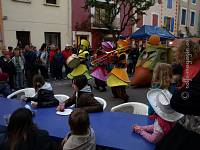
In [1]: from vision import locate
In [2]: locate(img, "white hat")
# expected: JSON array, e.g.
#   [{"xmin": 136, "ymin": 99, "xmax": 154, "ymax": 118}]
[
  {"xmin": 65, "ymin": 43, "xmax": 71, "ymax": 47},
  {"xmin": 147, "ymin": 89, "xmax": 184, "ymax": 122}
]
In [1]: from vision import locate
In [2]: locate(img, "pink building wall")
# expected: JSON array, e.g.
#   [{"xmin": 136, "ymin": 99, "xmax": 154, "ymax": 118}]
[
  {"xmin": 120, "ymin": 5, "xmax": 132, "ymax": 37},
  {"xmin": 72, "ymin": 0, "xmax": 90, "ymax": 31},
  {"xmin": 72, "ymin": 0, "xmax": 132, "ymax": 49}
]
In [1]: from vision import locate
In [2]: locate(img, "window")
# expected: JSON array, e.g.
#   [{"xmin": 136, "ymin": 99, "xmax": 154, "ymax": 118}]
[
  {"xmin": 192, "ymin": 0, "xmax": 196, "ymax": 4},
  {"xmin": 136, "ymin": 14, "xmax": 143, "ymax": 28},
  {"xmin": 190, "ymin": 11, "xmax": 195, "ymax": 26},
  {"xmin": 181, "ymin": 8, "xmax": 187, "ymax": 25},
  {"xmin": 152, "ymin": 14, "xmax": 158, "ymax": 26},
  {"xmin": 164, "ymin": 16, "xmax": 174, "ymax": 32},
  {"xmin": 93, "ymin": 3, "xmax": 114, "ymax": 28},
  {"xmin": 95, "ymin": 7, "xmax": 106, "ymax": 23},
  {"xmin": 12, "ymin": 0, "xmax": 31, "ymax": 3},
  {"xmin": 46, "ymin": 0, "xmax": 56, "ymax": 4},
  {"xmin": 167, "ymin": 0, "xmax": 172, "ymax": 9},
  {"xmin": 45, "ymin": 32, "xmax": 61, "ymax": 49}
]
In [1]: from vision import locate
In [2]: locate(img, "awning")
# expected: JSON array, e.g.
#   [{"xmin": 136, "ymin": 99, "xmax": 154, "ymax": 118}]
[{"xmin": 131, "ymin": 25, "xmax": 176, "ymax": 40}]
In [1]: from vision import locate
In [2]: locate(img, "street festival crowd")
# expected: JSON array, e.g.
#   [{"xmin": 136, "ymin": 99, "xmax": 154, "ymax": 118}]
[{"xmin": 0, "ymin": 34, "xmax": 200, "ymax": 150}]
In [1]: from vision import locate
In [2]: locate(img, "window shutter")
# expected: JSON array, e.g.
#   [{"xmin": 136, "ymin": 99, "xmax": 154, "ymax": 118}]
[
  {"xmin": 137, "ymin": 14, "xmax": 143, "ymax": 28},
  {"xmin": 164, "ymin": 16, "xmax": 167, "ymax": 28},
  {"xmin": 152, "ymin": 14, "xmax": 158, "ymax": 26},
  {"xmin": 171, "ymin": 17, "xmax": 174, "ymax": 32}
]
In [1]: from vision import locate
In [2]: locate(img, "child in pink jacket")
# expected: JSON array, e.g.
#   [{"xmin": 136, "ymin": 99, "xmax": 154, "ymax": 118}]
[{"xmin": 132, "ymin": 89, "xmax": 184, "ymax": 143}]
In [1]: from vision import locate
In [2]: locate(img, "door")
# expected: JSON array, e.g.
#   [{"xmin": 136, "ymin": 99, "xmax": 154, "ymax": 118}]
[
  {"xmin": 16, "ymin": 31, "xmax": 30, "ymax": 48},
  {"xmin": 76, "ymin": 35, "xmax": 88, "ymax": 47}
]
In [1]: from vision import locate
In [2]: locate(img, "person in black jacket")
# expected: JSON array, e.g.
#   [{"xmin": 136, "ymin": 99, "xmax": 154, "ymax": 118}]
[
  {"xmin": 0, "ymin": 108, "xmax": 57, "ymax": 150},
  {"xmin": 1, "ymin": 51, "xmax": 16, "ymax": 90},
  {"xmin": 23, "ymin": 45, "xmax": 38, "ymax": 87},
  {"xmin": 52, "ymin": 48, "xmax": 65, "ymax": 80},
  {"xmin": 56, "ymin": 75, "xmax": 103, "ymax": 113},
  {"xmin": 156, "ymin": 40, "xmax": 200, "ymax": 150},
  {"xmin": 26, "ymin": 74, "xmax": 58, "ymax": 108},
  {"xmin": 127, "ymin": 44, "xmax": 139, "ymax": 76}
]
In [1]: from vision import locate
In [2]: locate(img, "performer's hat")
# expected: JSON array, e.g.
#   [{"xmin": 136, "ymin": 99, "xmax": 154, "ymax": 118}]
[
  {"xmin": 148, "ymin": 34, "xmax": 160, "ymax": 45},
  {"xmin": 81, "ymin": 39, "xmax": 90, "ymax": 49}
]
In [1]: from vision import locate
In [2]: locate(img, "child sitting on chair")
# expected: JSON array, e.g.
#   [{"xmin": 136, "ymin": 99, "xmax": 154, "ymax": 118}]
[
  {"xmin": 62, "ymin": 108, "xmax": 96, "ymax": 150},
  {"xmin": 132, "ymin": 89, "xmax": 183, "ymax": 143},
  {"xmin": 57, "ymin": 75, "xmax": 103, "ymax": 113},
  {"xmin": 148, "ymin": 63, "xmax": 174, "ymax": 116},
  {"xmin": 26, "ymin": 74, "xmax": 58, "ymax": 108}
]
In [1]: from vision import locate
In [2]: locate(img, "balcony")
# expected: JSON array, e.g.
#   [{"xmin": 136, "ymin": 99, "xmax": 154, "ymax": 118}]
[{"xmin": 91, "ymin": 17, "xmax": 120, "ymax": 30}]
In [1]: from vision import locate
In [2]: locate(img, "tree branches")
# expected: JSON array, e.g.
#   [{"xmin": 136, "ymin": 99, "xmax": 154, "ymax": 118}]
[{"xmin": 84, "ymin": 0, "xmax": 155, "ymax": 38}]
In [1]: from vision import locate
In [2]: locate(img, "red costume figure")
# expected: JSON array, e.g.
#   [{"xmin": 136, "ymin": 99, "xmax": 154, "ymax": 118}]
[{"xmin": 91, "ymin": 41, "xmax": 113, "ymax": 92}]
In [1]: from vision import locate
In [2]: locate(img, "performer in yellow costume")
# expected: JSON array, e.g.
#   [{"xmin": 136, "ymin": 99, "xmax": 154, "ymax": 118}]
[
  {"xmin": 67, "ymin": 39, "xmax": 92, "ymax": 80},
  {"xmin": 107, "ymin": 40, "xmax": 130, "ymax": 102}
]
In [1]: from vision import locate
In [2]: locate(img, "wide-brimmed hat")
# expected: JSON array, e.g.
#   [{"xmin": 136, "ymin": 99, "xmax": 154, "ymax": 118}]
[{"xmin": 147, "ymin": 89, "xmax": 184, "ymax": 122}]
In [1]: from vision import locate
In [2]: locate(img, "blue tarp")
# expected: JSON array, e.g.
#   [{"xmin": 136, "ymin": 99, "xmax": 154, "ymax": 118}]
[{"xmin": 131, "ymin": 25, "xmax": 176, "ymax": 40}]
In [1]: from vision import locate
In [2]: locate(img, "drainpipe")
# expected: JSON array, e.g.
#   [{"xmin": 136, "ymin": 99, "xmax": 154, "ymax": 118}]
[
  {"xmin": 186, "ymin": 0, "xmax": 190, "ymax": 37},
  {"xmin": 176, "ymin": 0, "xmax": 180, "ymax": 37}
]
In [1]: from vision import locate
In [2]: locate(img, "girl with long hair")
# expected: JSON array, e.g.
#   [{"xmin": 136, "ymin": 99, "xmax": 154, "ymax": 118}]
[{"xmin": 0, "ymin": 108, "xmax": 56, "ymax": 150}]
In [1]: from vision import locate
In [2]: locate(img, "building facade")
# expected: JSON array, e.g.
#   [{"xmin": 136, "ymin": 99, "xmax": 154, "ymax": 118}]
[
  {"xmin": 133, "ymin": 0, "xmax": 179, "ymax": 36},
  {"xmin": 133, "ymin": 0, "xmax": 200, "ymax": 38},
  {"xmin": 72, "ymin": 0, "xmax": 132, "ymax": 50},
  {"xmin": 178, "ymin": 0, "xmax": 200, "ymax": 37},
  {"xmin": 1, "ymin": 0, "xmax": 72, "ymax": 49},
  {"xmin": 0, "ymin": 0, "xmax": 3, "ymax": 48}
]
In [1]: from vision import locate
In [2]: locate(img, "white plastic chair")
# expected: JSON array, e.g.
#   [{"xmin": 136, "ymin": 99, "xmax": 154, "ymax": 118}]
[
  {"xmin": 54, "ymin": 94, "xmax": 69, "ymax": 103},
  {"xmin": 111, "ymin": 102, "xmax": 148, "ymax": 115},
  {"xmin": 94, "ymin": 96, "xmax": 107, "ymax": 110},
  {"xmin": 7, "ymin": 88, "xmax": 36, "ymax": 99}
]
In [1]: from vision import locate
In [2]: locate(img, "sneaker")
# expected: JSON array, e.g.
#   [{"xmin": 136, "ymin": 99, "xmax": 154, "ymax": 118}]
[{"xmin": 93, "ymin": 86, "xmax": 99, "ymax": 90}]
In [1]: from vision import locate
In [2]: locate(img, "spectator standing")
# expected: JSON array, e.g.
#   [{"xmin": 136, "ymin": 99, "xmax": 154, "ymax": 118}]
[
  {"xmin": 72, "ymin": 43, "xmax": 78, "ymax": 54},
  {"xmin": 1, "ymin": 51, "xmax": 16, "ymax": 90},
  {"xmin": 62, "ymin": 44, "xmax": 72, "ymax": 77},
  {"xmin": 12, "ymin": 48, "xmax": 25, "ymax": 89},
  {"xmin": 49, "ymin": 45, "xmax": 56, "ymax": 78},
  {"xmin": 139, "ymin": 44, "xmax": 145, "ymax": 55},
  {"xmin": 53, "ymin": 48, "xmax": 65, "ymax": 80},
  {"xmin": 38, "ymin": 43, "xmax": 49, "ymax": 79},
  {"xmin": 0, "ymin": 67, "xmax": 10, "ymax": 97},
  {"xmin": 23, "ymin": 45, "xmax": 38, "ymax": 87},
  {"xmin": 127, "ymin": 44, "xmax": 139, "ymax": 76},
  {"xmin": 8, "ymin": 46, "xmax": 14, "ymax": 58}
]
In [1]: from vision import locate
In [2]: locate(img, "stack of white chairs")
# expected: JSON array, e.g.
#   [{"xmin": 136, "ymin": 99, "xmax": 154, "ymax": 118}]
[
  {"xmin": 94, "ymin": 96, "xmax": 107, "ymax": 110},
  {"xmin": 7, "ymin": 88, "xmax": 36, "ymax": 99},
  {"xmin": 111, "ymin": 102, "xmax": 148, "ymax": 115},
  {"xmin": 54, "ymin": 94, "xmax": 69, "ymax": 102}
]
